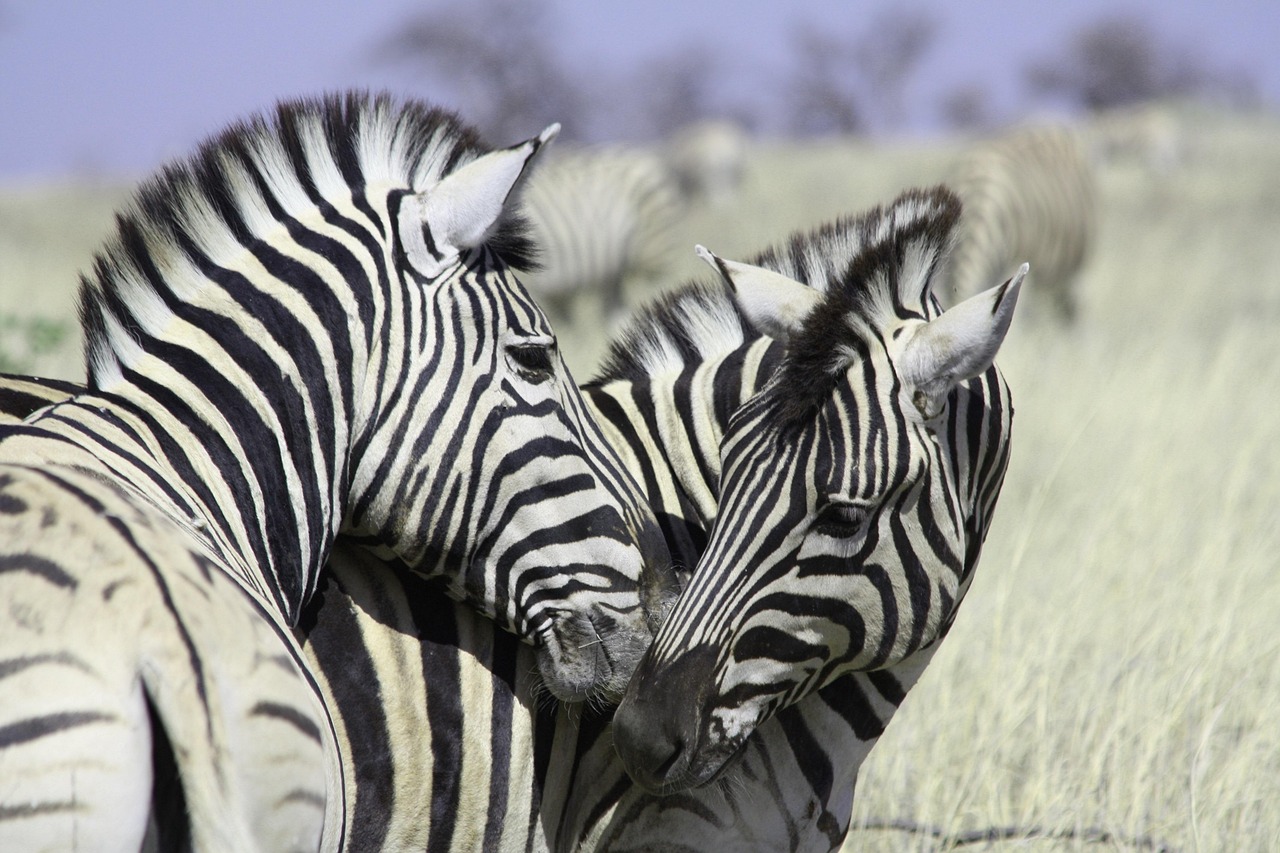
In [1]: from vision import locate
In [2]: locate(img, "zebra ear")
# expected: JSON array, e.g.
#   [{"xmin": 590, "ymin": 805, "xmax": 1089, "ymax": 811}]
[
  {"xmin": 900, "ymin": 263, "xmax": 1026, "ymax": 418},
  {"xmin": 400, "ymin": 123, "xmax": 560, "ymax": 279},
  {"xmin": 695, "ymin": 245, "xmax": 821, "ymax": 341}
]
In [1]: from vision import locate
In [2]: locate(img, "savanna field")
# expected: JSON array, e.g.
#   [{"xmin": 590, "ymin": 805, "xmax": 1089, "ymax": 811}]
[{"xmin": 2, "ymin": 104, "xmax": 1278, "ymax": 851}]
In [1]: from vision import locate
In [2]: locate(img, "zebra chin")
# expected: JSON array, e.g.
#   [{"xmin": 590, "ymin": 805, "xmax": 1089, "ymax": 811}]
[{"xmin": 534, "ymin": 606, "xmax": 654, "ymax": 703}]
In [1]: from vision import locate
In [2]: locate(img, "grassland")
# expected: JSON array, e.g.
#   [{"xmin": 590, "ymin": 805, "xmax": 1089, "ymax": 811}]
[{"xmin": 2, "ymin": 105, "xmax": 1277, "ymax": 851}]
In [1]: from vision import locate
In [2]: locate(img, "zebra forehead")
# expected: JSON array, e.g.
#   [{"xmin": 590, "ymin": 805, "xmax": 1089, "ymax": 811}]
[{"xmin": 755, "ymin": 187, "xmax": 962, "ymax": 427}]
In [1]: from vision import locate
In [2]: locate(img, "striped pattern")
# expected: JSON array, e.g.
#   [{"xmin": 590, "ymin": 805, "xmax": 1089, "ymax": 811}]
[
  {"xmin": 0, "ymin": 186, "xmax": 1016, "ymax": 851},
  {"xmin": 0, "ymin": 93, "xmax": 670, "ymax": 850},
  {"xmin": 609, "ymin": 187, "xmax": 1020, "ymax": 840},
  {"xmin": 519, "ymin": 145, "xmax": 686, "ymax": 322},
  {"xmin": 287, "ymin": 187, "xmax": 1017, "ymax": 851},
  {"xmin": 943, "ymin": 124, "xmax": 1096, "ymax": 321}
]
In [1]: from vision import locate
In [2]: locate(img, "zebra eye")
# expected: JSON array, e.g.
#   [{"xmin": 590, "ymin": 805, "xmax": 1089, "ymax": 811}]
[
  {"xmin": 812, "ymin": 500, "xmax": 870, "ymax": 538},
  {"xmin": 507, "ymin": 341, "xmax": 557, "ymax": 383}
]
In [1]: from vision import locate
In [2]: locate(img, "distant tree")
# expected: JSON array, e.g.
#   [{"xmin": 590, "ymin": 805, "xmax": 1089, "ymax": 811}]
[
  {"xmin": 631, "ymin": 49, "xmax": 718, "ymax": 139},
  {"xmin": 1025, "ymin": 16, "xmax": 1257, "ymax": 112},
  {"xmin": 851, "ymin": 9, "xmax": 936, "ymax": 129},
  {"xmin": 940, "ymin": 85, "xmax": 995, "ymax": 132},
  {"xmin": 786, "ymin": 25, "xmax": 865, "ymax": 136},
  {"xmin": 785, "ymin": 9, "xmax": 936, "ymax": 136},
  {"xmin": 372, "ymin": 0, "xmax": 587, "ymax": 142}
]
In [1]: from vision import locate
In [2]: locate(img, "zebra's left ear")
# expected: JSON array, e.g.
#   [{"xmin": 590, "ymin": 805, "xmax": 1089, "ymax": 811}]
[
  {"xmin": 899, "ymin": 263, "xmax": 1026, "ymax": 418},
  {"xmin": 695, "ymin": 245, "xmax": 821, "ymax": 341},
  {"xmin": 400, "ymin": 123, "xmax": 560, "ymax": 279}
]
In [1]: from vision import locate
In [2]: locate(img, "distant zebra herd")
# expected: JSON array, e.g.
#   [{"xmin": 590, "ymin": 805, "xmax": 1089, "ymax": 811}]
[{"xmin": 0, "ymin": 90, "xmax": 1101, "ymax": 851}]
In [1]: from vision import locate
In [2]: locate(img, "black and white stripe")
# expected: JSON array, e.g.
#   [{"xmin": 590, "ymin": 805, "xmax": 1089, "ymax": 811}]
[
  {"xmin": 607, "ymin": 186, "xmax": 1022, "ymax": 844},
  {"xmin": 942, "ymin": 123, "xmax": 1096, "ymax": 322},
  {"xmin": 0, "ymin": 186, "xmax": 1018, "ymax": 851},
  {"xmin": 303, "ymin": 187, "xmax": 1019, "ymax": 851},
  {"xmin": 0, "ymin": 93, "xmax": 672, "ymax": 850}
]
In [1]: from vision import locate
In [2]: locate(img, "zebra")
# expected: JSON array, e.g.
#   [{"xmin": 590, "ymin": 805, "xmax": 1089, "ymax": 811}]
[
  {"xmin": 605, "ymin": 186, "xmax": 1022, "ymax": 843},
  {"xmin": 0, "ymin": 92, "xmax": 676, "ymax": 850},
  {"xmin": 0, "ymin": 186, "xmax": 1020, "ymax": 850},
  {"xmin": 663, "ymin": 119, "xmax": 750, "ymax": 209},
  {"xmin": 1083, "ymin": 101, "xmax": 1186, "ymax": 175},
  {"xmin": 518, "ymin": 144, "xmax": 687, "ymax": 335},
  {"xmin": 941, "ymin": 123, "xmax": 1095, "ymax": 322}
]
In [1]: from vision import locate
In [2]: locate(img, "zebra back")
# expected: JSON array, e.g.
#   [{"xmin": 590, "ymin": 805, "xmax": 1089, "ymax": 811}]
[
  {"xmin": 943, "ymin": 123, "xmax": 1096, "ymax": 321},
  {"xmin": 519, "ymin": 144, "xmax": 687, "ymax": 322}
]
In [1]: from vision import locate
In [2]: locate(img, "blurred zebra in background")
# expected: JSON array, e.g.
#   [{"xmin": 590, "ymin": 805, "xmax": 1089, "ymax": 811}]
[
  {"xmin": 1083, "ymin": 101, "xmax": 1187, "ymax": 175},
  {"xmin": 662, "ymin": 119, "xmax": 750, "ymax": 209},
  {"xmin": 0, "ymin": 93, "xmax": 675, "ymax": 851},
  {"xmin": 943, "ymin": 123, "xmax": 1096, "ymax": 322},
  {"xmin": 520, "ymin": 144, "xmax": 687, "ymax": 333}
]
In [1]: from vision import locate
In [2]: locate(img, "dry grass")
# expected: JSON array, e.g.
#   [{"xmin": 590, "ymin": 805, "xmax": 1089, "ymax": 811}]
[
  {"xmin": 2, "ymin": 105, "xmax": 1278, "ymax": 851},
  {"xmin": 837, "ymin": 113, "xmax": 1280, "ymax": 851}
]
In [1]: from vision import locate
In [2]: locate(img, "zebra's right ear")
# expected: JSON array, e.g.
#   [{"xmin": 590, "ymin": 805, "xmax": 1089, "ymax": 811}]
[
  {"xmin": 899, "ymin": 263, "xmax": 1026, "ymax": 418},
  {"xmin": 695, "ymin": 245, "xmax": 821, "ymax": 342},
  {"xmin": 400, "ymin": 123, "xmax": 560, "ymax": 279}
]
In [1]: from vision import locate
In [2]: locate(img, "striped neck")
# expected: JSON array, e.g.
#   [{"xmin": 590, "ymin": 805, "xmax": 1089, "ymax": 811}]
[{"xmin": 71, "ymin": 93, "xmax": 497, "ymax": 623}]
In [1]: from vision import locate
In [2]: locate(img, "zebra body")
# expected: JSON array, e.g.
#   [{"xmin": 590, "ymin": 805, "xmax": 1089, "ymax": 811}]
[
  {"xmin": 663, "ymin": 119, "xmax": 749, "ymax": 208},
  {"xmin": 0, "ymin": 93, "xmax": 673, "ymax": 849},
  {"xmin": 943, "ymin": 123, "xmax": 1095, "ymax": 321},
  {"xmin": 519, "ymin": 144, "xmax": 686, "ymax": 327},
  {"xmin": 0, "ymin": 187, "xmax": 1017, "ymax": 850}
]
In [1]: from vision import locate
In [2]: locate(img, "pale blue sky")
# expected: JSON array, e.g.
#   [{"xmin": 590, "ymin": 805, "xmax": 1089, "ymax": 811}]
[{"xmin": 1, "ymin": 0, "xmax": 1275, "ymax": 183}]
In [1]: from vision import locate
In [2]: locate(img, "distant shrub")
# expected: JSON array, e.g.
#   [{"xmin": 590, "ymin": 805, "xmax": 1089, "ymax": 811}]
[{"xmin": 0, "ymin": 314, "xmax": 69, "ymax": 373}]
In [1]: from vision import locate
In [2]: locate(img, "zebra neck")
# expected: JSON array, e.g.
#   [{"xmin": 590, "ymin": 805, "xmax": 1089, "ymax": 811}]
[
  {"xmin": 586, "ymin": 336, "xmax": 781, "ymax": 564},
  {"xmin": 49, "ymin": 382, "xmax": 340, "ymax": 622}
]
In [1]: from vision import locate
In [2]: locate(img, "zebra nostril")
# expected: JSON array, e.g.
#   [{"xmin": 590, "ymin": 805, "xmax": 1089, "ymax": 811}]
[{"xmin": 651, "ymin": 734, "xmax": 686, "ymax": 780}]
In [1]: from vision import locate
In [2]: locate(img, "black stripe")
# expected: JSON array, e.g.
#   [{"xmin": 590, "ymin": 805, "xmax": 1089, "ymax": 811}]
[
  {"xmin": 250, "ymin": 700, "xmax": 323, "ymax": 744},
  {"xmin": 0, "ymin": 552, "xmax": 77, "ymax": 589},
  {"xmin": 0, "ymin": 711, "xmax": 114, "ymax": 748}
]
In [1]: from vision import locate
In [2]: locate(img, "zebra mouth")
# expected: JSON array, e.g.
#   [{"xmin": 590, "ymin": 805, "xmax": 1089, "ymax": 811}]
[
  {"xmin": 682, "ymin": 729, "xmax": 754, "ymax": 791},
  {"xmin": 535, "ymin": 607, "xmax": 650, "ymax": 703}
]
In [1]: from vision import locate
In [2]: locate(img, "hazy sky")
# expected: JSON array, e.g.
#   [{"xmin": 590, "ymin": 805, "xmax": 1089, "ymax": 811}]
[{"xmin": 1, "ymin": 0, "xmax": 1276, "ymax": 183}]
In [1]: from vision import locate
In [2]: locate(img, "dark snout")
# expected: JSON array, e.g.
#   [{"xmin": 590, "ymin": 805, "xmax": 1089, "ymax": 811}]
[
  {"xmin": 537, "ymin": 604, "xmax": 650, "ymax": 702},
  {"xmin": 612, "ymin": 644, "xmax": 718, "ymax": 794}
]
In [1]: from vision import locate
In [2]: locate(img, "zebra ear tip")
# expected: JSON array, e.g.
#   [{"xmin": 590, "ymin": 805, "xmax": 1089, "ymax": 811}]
[
  {"xmin": 538, "ymin": 123, "xmax": 561, "ymax": 147},
  {"xmin": 694, "ymin": 244, "xmax": 715, "ymax": 264},
  {"xmin": 999, "ymin": 262, "xmax": 1029, "ymax": 308}
]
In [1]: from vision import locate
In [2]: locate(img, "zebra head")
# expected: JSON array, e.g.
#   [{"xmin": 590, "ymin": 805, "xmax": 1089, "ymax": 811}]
[
  {"xmin": 613, "ymin": 187, "xmax": 1024, "ymax": 791},
  {"xmin": 336, "ymin": 108, "xmax": 677, "ymax": 702},
  {"xmin": 73, "ymin": 96, "xmax": 675, "ymax": 703}
]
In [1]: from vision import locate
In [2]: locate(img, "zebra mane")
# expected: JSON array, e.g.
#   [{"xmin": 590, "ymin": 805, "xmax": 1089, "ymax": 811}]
[
  {"xmin": 592, "ymin": 186, "xmax": 961, "ymax": 398},
  {"xmin": 78, "ymin": 91, "xmax": 538, "ymax": 385}
]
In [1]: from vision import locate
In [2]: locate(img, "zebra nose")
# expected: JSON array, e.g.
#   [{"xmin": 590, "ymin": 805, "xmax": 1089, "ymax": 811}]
[{"xmin": 612, "ymin": 645, "xmax": 717, "ymax": 793}]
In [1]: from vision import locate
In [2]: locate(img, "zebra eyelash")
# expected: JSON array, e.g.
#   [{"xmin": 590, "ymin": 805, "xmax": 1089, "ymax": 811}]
[
  {"xmin": 507, "ymin": 341, "xmax": 557, "ymax": 383},
  {"xmin": 810, "ymin": 499, "xmax": 872, "ymax": 538}
]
